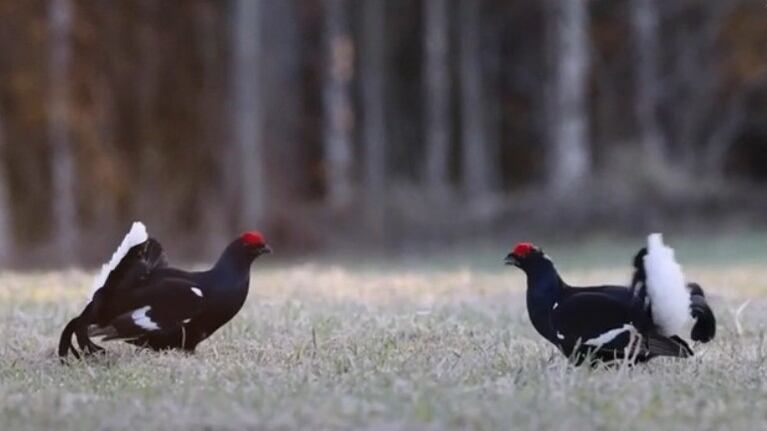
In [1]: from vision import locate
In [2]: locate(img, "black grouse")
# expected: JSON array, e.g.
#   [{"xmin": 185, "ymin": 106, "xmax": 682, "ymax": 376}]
[
  {"xmin": 504, "ymin": 234, "xmax": 716, "ymax": 365},
  {"xmin": 58, "ymin": 222, "xmax": 271, "ymax": 359}
]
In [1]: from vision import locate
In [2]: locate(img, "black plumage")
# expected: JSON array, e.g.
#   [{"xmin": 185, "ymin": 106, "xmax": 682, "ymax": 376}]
[
  {"xmin": 505, "ymin": 240, "xmax": 716, "ymax": 365},
  {"xmin": 58, "ymin": 224, "xmax": 271, "ymax": 359},
  {"xmin": 687, "ymin": 282, "xmax": 717, "ymax": 342}
]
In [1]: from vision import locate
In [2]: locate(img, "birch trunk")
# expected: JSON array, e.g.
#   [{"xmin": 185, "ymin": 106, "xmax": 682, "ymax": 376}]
[
  {"xmin": 136, "ymin": 0, "xmax": 161, "ymax": 219},
  {"xmin": 232, "ymin": 0, "xmax": 266, "ymax": 227},
  {"xmin": 547, "ymin": 0, "xmax": 591, "ymax": 192},
  {"xmin": 423, "ymin": 0, "xmax": 451, "ymax": 196},
  {"xmin": 197, "ymin": 2, "xmax": 228, "ymax": 249},
  {"xmin": 361, "ymin": 0, "xmax": 387, "ymax": 234},
  {"xmin": 459, "ymin": 0, "xmax": 494, "ymax": 199},
  {"xmin": 48, "ymin": 0, "xmax": 78, "ymax": 258},
  {"xmin": 323, "ymin": 0, "xmax": 354, "ymax": 210},
  {"xmin": 0, "ymin": 111, "xmax": 11, "ymax": 266},
  {"xmin": 630, "ymin": 0, "xmax": 665, "ymax": 162},
  {"xmin": 262, "ymin": 0, "xmax": 302, "ymax": 202}
]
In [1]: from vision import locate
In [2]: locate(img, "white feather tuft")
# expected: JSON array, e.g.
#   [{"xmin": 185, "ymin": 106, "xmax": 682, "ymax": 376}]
[
  {"xmin": 644, "ymin": 233, "xmax": 692, "ymax": 336},
  {"xmin": 584, "ymin": 324, "xmax": 636, "ymax": 347},
  {"xmin": 131, "ymin": 306, "xmax": 160, "ymax": 331},
  {"xmin": 88, "ymin": 222, "xmax": 149, "ymax": 300}
]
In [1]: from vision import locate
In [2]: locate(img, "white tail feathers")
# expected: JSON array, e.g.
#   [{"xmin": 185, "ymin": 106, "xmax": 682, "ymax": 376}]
[
  {"xmin": 89, "ymin": 222, "xmax": 148, "ymax": 300},
  {"xmin": 644, "ymin": 233, "xmax": 692, "ymax": 337}
]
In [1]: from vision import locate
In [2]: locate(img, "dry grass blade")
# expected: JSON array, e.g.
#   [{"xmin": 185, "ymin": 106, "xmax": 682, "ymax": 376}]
[{"xmin": 0, "ymin": 263, "xmax": 761, "ymax": 430}]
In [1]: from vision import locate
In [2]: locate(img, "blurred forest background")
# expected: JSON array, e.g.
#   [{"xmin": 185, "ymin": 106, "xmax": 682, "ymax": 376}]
[{"xmin": 0, "ymin": 0, "xmax": 766, "ymax": 267}]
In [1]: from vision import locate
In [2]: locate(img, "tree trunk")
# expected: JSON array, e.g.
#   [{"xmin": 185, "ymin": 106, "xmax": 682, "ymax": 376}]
[
  {"xmin": 630, "ymin": 0, "xmax": 665, "ymax": 162},
  {"xmin": 48, "ymin": 0, "xmax": 78, "ymax": 260},
  {"xmin": 0, "ymin": 110, "xmax": 12, "ymax": 266},
  {"xmin": 361, "ymin": 0, "xmax": 386, "ymax": 236},
  {"xmin": 196, "ymin": 1, "xmax": 228, "ymax": 251},
  {"xmin": 668, "ymin": 0, "xmax": 736, "ymax": 174},
  {"xmin": 423, "ymin": 0, "xmax": 451, "ymax": 196},
  {"xmin": 459, "ymin": 0, "xmax": 494, "ymax": 199},
  {"xmin": 702, "ymin": 90, "xmax": 746, "ymax": 179},
  {"xmin": 546, "ymin": 0, "xmax": 591, "ymax": 192},
  {"xmin": 135, "ymin": 0, "xmax": 161, "ymax": 223},
  {"xmin": 231, "ymin": 0, "xmax": 266, "ymax": 228},
  {"xmin": 323, "ymin": 0, "xmax": 354, "ymax": 211},
  {"xmin": 262, "ymin": 0, "xmax": 302, "ymax": 204}
]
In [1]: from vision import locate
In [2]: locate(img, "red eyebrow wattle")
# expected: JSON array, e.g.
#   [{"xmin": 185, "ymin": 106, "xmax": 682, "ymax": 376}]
[
  {"xmin": 512, "ymin": 242, "xmax": 535, "ymax": 256},
  {"xmin": 241, "ymin": 231, "xmax": 265, "ymax": 245}
]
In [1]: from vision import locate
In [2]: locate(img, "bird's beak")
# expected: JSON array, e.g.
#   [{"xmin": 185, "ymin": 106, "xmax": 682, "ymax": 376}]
[
  {"xmin": 261, "ymin": 245, "xmax": 273, "ymax": 255},
  {"xmin": 504, "ymin": 253, "xmax": 518, "ymax": 266}
]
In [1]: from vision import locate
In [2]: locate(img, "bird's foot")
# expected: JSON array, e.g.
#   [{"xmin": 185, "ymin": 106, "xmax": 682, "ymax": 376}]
[{"xmin": 83, "ymin": 341, "xmax": 105, "ymax": 356}]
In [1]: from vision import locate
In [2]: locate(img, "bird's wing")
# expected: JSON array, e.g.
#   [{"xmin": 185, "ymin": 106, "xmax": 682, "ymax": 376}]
[
  {"xmin": 552, "ymin": 292, "xmax": 640, "ymax": 353},
  {"xmin": 89, "ymin": 279, "xmax": 203, "ymax": 341},
  {"xmin": 553, "ymin": 292, "xmax": 692, "ymax": 359},
  {"xmin": 91, "ymin": 237, "xmax": 167, "ymax": 300}
]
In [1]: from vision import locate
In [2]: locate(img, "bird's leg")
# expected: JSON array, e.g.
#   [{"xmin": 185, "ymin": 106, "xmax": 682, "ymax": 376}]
[
  {"xmin": 85, "ymin": 341, "xmax": 105, "ymax": 355},
  {"xmin": 183, "ymin": 341, "xmax": 198, "ymax": 355},
  {"xmin": 58, "ymin": 317, "xmax": 83, "ymax": 362},
  {"xmin": 83, "ymin": 339, "xmax": 105, "ymax": 355},
  {"xmin": 622, "ymin": 328, "xmax": 637, "ymax": 366},
  {"xmin": 74, "ymin": 325, "xmax": 105, "ymax": 356},
  {"xmin": 65, "ymin": 303, "xmax": 104, "ymax": 357},
  {"xmin": 180, "ymin": 326, "xmax": 187, "ymax": 350},
  {"xmin": 60, "ymin": 343, "xmax": 81, "ymax": 364}
]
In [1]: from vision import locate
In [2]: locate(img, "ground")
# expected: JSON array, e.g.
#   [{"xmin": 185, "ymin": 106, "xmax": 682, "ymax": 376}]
[{"xmin": 1, "ymin": 236, "xmax": 767, "ymax": 430}]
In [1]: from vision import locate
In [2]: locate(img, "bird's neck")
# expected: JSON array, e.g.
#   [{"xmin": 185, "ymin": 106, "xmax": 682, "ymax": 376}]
[
  {"xmin": 524, "ymin": 258, "xmax": 564, "ymax": 339},
  {"xmin": 210, "ymin": 242, "xmax": 255, "ymax": 286}
]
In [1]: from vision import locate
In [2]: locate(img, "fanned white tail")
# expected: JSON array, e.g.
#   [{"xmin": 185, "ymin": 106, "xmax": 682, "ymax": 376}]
[
  {"xmin": 89, "ymin": 222, "xmax": 148, "ymax": 300},
  {"xmin": 644, "ymin": 233, "xmax": 691, "ymax": 336}
]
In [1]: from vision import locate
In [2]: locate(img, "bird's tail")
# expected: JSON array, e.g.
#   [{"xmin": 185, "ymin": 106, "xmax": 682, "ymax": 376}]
[
  {"xmin": 58, "ymin": 316, "xmax": 81, "ymax": 360},
  {"xmin": 688, "ymin": 283, "xmax": 716, "ymax": 342},
  {"xmin": 643, "ymin": 234, "xmax": 692, "ymax": 337},
  {"xmin": 646, "ymin": 333, "xmax": 694, "ymax": 358},
  {"xmin": 89, "ymin": 221, "xmax": 149, "ymax": 300},
  {"xmin": 629, "ymin": 247, "xmax": 649, "ymax": 310}
]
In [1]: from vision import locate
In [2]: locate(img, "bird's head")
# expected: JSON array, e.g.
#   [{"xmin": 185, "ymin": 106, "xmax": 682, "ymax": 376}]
[
  {"xmin": 504, "ymin": 242, "xmax": 545, "ymax": 269},
  {"xmin": 239, "ymin": 231, "xmax": 272, "ymax": 257}
]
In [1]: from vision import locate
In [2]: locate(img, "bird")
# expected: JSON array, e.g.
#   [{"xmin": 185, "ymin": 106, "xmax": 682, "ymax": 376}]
[
  {"xmin": 58, "ymin": 222, "xmax": 272, "ymax": 359},
  {"xmin": 504, "ymin": 234, "xmax": 716, "ymax": 365}
]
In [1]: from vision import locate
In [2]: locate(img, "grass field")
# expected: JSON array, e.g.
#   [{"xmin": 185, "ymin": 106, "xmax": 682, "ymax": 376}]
[{"xmin": 2, "ymin": 240, "xmax": 767, "ymax": 430}]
